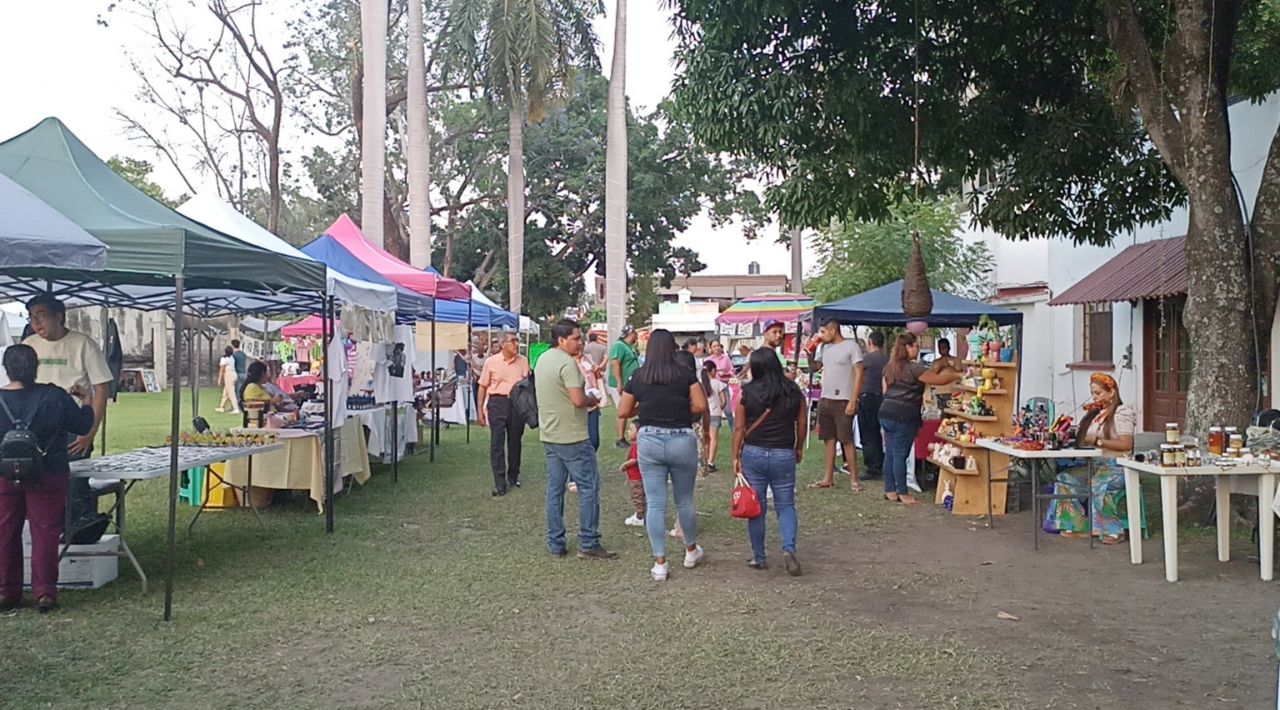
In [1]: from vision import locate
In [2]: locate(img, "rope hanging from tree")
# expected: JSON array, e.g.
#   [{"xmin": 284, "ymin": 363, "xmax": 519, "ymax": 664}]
[{"xmin": 901, "ymin": 0, "xmax": 933, "ymax": 332}]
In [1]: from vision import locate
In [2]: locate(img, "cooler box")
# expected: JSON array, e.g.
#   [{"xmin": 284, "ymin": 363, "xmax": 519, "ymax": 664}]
[{"xmin": 22, "ymin": 534, "xmax": 120, "ymax": 590}]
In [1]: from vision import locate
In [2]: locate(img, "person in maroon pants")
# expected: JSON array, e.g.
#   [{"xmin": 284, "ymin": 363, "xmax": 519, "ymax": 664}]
[{"xmin": 0, "ymin": 345, "xmax": 95, "ymax": 613}]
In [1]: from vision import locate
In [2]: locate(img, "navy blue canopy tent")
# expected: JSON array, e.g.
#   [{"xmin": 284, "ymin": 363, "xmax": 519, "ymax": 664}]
[
  {"xmin": 423, "ymin": 267, "xmax": 517, "ymax": 328},
  {"xmin": 301, "ymin": 234, "xmax": 433, "ymax": 322},
  {"xmin": 813, "ymin": 280, "xmax": 1022, "ymax": 327}
]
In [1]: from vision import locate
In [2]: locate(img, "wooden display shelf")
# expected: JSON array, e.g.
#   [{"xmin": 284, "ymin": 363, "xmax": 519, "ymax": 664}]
[
  {"xmin": 945, "ymin": 408, "xmax": 999, "ymax": 422},
  {"xmin": 930, "ymin": 456, "xmax": 980, "ymax": 476},
  {"xmin": 956, "ymin": 384, "xmax": 1009, "ymax": 395},
  {"xmin": 963, "ymin": 360, "xmax": 1018, "ymax": 369},
  {"xmin": 937, "ymin": 433, "xmax": 984, "ymax": 449}
]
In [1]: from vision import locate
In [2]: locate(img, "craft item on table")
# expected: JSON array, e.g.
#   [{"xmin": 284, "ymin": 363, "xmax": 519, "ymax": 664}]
[
  {"xmin": 169, "ymin": 431, "xmax": 278, "ymax": 447},
  {"xmin": 942, "ymin": 480, "xmax": 955, "ymax": 511}
]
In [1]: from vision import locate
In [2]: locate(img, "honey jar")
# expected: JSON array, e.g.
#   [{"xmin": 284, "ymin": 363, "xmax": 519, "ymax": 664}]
[
  {"xmin": 1165, "ymin": 423, "xmax": 1180, "ymax": 443},
  {"xmin": 1207, "ymin": 426, "xmax": 1224, "ymax": 455},
  {"xmin": 1161, "ymin": 444, "xmax": 1178, "ymax": 467}
]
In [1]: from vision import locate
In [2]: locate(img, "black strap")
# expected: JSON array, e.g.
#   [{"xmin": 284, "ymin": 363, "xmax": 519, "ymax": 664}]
[{"xmin": 0, "ymin": 388, "xmax": 45, "ymax": 431}]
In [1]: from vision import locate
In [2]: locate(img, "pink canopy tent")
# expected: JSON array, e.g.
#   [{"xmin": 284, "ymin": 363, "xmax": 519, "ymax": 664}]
[
  {"xmin": 281, "ymin": 314, "xmax": 337, "ymax": 337},
  {"xmin": 324, "ymin": 214, "xmax": 471, "ymax": 300}
]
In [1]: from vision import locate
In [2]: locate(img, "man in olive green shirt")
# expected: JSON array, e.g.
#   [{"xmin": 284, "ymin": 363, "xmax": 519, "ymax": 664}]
[{"xmin": 535, "ymin": 319, "xmax": 617, "ymax": 561}]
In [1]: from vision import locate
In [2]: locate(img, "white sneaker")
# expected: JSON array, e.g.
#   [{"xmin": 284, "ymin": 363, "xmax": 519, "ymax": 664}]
[
  {"xmin": 668, "ymin": 528, "xmax": 680, "ymax": 539},
  {"xmin": 567, "ymin": 481, "xmax": 578, "ymax": 493},
  {"xmin": 683, "ymin": 544, "xmax": 705, "ymax": 569},
  {"xmin": 624, "ymin": 514, "xmax": 645, "ymax": 527},
  {"xmin": 651, "ymin": 561, "xmax": 669, "ymax": 581}
]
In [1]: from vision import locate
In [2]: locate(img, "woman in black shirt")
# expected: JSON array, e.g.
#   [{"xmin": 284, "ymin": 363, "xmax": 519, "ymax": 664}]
[
  {"xmin": 618, "ymin": 330, "xmax": 708, "ymax": 582},
  {"xmin": 0, "ymin": 344, "xmax": 95, "ymax": 613},
  {"xmin": 878, "ymin": 333, "xmax": 962, "ymax": 504},
  {"xmin": 732, "ymin": 348, "xmax": 808, "ymax": 575}
]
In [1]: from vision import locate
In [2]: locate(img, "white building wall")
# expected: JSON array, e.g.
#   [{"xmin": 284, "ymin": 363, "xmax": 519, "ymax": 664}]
[{"xmin": 962, "ymin": 92, "xmax": 1280, "ymax": 431}]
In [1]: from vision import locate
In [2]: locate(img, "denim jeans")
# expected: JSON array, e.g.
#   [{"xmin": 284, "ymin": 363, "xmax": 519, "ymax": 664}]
[
  {"xmin": 637, "ymin": 426, "xmax": 698, "ymax": 559},
  {"xmin": 587, "ymin": 409, "xmax": 601, "ymax": 451},
  {"xmin": 544, "ymin": 440, "xmax": 602, "ymax": 554},
  {"xmin": 881, "ymin": 417, "xmax": 920, "ymax": 496},
  {"xmin": 741, "ymin": 444, "xmax": 798, "ymax": 562}
]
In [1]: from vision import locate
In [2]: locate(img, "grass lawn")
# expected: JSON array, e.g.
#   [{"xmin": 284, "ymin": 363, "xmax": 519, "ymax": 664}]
[{"xmin": 0, "ymin": 389, "xmax": 1254, "ymax": 708}]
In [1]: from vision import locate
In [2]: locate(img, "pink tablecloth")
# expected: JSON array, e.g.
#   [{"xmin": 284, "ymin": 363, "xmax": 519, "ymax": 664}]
[{"xmin": 277, "ymin": 374, "xmax": 318, "ymax": 394}]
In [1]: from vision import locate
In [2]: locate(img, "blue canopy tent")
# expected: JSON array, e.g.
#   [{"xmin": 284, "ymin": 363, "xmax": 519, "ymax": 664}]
[
  {"xmin": 423, "ymin": 267, "xmax": 518, "ymax": 328},
  {"xmin": 301, "ymin": 235, "xmax": 433, "ymax": 322},
  {"xmin": 813, "ymin": 280, "xmax": 1022, "ymax": 327}
]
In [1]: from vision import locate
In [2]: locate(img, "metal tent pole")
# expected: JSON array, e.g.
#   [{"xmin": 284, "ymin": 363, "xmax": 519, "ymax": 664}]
[
  {"xmin": 324, "ymin": 296, "xmax": 337, "ymax": 532},
  {"xmin": 98, "ymin": 307, "xmax": 109, "ymax": 454},
  {"xmin": 190, "ymin": 325, "xmax": 200, "ymax": 417},
  {"xmin": 163, "ymin": 276, "xmax": 185, "ymax": 622},
  {"xmin": 430, "ymin": 318, "xmax": 437, "ymax": 462},
  {"xmin": 466, "ymin": 298, "xmax": 473, "ymax": 444}
]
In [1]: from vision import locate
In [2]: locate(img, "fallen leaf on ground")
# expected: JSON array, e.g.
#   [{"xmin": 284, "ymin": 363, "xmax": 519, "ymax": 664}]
[
  {"xmin": 997, "ymin": 611, "xmax": 1020, "ymax": 621},
  {"xmin": 980, "ymin": 560, "xmax": 994, "ymax": 566}
]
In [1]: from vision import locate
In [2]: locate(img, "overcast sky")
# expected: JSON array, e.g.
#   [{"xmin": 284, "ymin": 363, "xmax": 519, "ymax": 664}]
[{"xmin": 0, "ymin": 1, "xmax": 816, "ymax": 278}]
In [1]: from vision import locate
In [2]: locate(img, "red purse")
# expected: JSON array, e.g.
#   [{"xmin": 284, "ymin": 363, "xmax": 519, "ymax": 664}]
[
  {"xmin": 730, "ymin": 407, "xmax": 772, "ymax": 520},
  {"xmin": 730, "ymin": 473, "xmax": 762, "ymax": 519}
]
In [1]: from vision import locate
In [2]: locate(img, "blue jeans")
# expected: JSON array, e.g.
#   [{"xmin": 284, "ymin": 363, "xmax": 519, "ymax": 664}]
[
  {"xmin": 881, "ymin": 417, "xmax": 920, "ymax": 496},
  {"xmin": 637, "ymin": 426, "xmax": 698, "ymax": 559},
  {"xmin": 544, "ymin": 440, "xmax": 602, "ymax": 553},
  {"xmin": 741, "ymin": 444, "xmax": 798, "ymax": 561},
  {"xmin": 587, "ymin": 409, "xmax": 601, "ymax": 451}
]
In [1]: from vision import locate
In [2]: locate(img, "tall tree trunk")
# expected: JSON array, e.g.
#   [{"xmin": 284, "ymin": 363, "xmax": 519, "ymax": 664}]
[
  {"xmin": 406, "ymin": 0, "xmax": 431, "ymax": 268},
  {"xmin": 359, "ymin": 0, "xmax": 388, "ymax": 248},
  {"xmin": 507, "ymin": 103, "xmax": 525, "ymax": 313},
  {"xmin": 604, "ymin": 0, "xmax": 628, "ymax": 341},
  {"xmin": 789, "ymin": 227, "xmax": 803, "ymax": 293}
]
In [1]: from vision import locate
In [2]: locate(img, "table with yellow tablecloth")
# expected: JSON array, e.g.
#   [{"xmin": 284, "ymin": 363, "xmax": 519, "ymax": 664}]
[{"xmin": 223, "ymin": 419, "xmax": 370, "ymax": 511}]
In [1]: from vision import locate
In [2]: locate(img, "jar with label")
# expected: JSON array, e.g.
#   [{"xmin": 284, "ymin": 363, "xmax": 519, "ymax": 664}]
[
  {"xmin": 1229, "ymin": 432, "xmax": 1246, "ymax": 450},
  {"xmin": 1174, "ymin": 447, "xmax": 1187, "ymax": 466},
  {"xmin": 1165, "ymin": 423, "xmax": 1180, "ymax": 443},
  {"xmin": 1161, "ymin": 444, "xmax": 1178, "ymax": 467},
  {"xmin": 1207, "ymin": 426, "xmax": 1224, "ymax": 455},
  {"xmin": 1186, "ymin": 449, "xmax": 1202, "ymax": 467},
  {"xmin": 1224, "ymin": 447, "xmax": 1241, "ymax": 460}
]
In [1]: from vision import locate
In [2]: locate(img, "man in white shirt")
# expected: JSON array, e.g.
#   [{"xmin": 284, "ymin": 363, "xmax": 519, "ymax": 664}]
[
  {"xmin": 810, "ymin": 318, "xmax": 864, "ymax": 490},
  {"xmin": 24, "ymin": 295, "xmax": 114, "ymax": 531}
]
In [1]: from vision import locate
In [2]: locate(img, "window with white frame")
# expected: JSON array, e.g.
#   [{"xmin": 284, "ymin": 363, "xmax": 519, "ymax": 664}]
[{"xmin": 1081, "ymin": 302, "xmax": 1113, "ymax": 362}]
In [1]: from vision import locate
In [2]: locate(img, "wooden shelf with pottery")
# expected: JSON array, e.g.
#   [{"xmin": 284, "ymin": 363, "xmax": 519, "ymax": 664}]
[
  {"xmin": 945, "ymin": 408, "xmax": 999, "ymax": 422},
  {"xmin": 956, "ymin": 384, "xmax": 1009, "ymax": 396}
]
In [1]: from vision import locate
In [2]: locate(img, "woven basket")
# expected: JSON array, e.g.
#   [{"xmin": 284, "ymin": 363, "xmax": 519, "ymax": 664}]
[{"xmin": 902, "ymin": 234, "xmax": 933, "ymax": 318}]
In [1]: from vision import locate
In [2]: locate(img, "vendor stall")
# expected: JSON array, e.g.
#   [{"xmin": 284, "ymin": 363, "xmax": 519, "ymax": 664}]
[
  {"xmin": 814, "ymin": 280, "xmax": 1025, "ymax": 515},
  {"xmin": 715, "ymin": 292, "xmax": 816, "ymax": 369},
  {"xmin": 223, "ymin": 424, "xmax": 370, "ymax": 512},
  {"xmin": 0, "ymin": 117, "xmax": 329, "ymax": 621}
]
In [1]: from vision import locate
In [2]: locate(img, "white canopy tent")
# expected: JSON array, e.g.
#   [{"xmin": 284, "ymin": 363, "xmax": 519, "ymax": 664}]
[
  {"xmin": 465, "ymin": 281, "xmax": 539, "ymax": 335},
  {"xmin": 177, "ymin": 193, "xmax": 397, "ymax": 315}
]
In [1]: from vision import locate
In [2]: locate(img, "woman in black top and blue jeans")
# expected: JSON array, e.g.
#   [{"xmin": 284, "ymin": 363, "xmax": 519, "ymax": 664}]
[
  {"xmin": 0, "ymin": 345, "xmax": 95, "ymax": 613},
  {"xmin": 877, "ymin": 333, "xmax": 962, "ymax": 504},
  {"xmin": 618, "ymin": 330, "xmax": 708, "ymax": 581},
  {"xmin": 733, "ymin": 348, "xmax": 808, "ymax": 576}
]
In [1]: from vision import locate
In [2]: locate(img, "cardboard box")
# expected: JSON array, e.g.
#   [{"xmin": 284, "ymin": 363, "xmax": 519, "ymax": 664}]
[{"xmin": 23, "ymin": 534, "xmax": 119, "ymax": 590}]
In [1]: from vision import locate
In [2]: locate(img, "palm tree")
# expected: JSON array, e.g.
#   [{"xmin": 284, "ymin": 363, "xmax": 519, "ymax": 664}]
[
  {"xmin": 407, "ymin": 0, "xmax": 431, "ymax": 268},
  {"xmin": 360, "ymin": 0, "xmax": 388, "ymax": 248},
  {"xmin": 448, "ymin": 0, "xmax": 602, "ymax": 312},
  {"xmin": 604, "ymin": 0, "xmax": 626, "ymax": 341}
]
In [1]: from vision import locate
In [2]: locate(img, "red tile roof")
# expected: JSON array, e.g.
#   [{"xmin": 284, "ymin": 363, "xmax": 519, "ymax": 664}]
[{"xmin": 1049, "ymin": 236, "xmax": 1186, "ymax": 306}]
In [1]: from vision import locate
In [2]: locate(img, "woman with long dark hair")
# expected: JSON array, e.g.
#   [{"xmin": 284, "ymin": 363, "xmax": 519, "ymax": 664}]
[
  {"xmin": 878, "ymin": 333, "xmax": 962, "ymax": 504},
  {"xmin": 733, "ymin": 348, "xmax": 808, "ymax": 575},
  {"xmin": 617, "ymin": 329, "xmax": 709, "ymax": 581}
]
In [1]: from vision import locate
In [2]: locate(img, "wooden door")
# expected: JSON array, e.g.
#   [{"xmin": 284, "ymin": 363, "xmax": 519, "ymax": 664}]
[{"xmin": 1144, "ymin": 296, "xmax": 1190, "ymax": 431}]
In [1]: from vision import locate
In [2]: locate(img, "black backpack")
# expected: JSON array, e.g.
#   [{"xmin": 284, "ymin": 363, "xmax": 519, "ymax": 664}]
[
  {"xmin": 511, "ymin": 374, "xmax": 539, "ymax": 430},
  {"xmin": 0, "ymin": 390, "xmax": 47, "ymax": 483}
]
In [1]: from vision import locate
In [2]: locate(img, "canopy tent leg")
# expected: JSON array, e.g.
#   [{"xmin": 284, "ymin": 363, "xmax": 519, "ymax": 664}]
[
  {"xmin": 430, "ymin": 319, "xmax": 437, "ymax": 462},
  {"xmin": 466, "ymin": 300, "xmax": 473, "ymax": 444},
  {"xmin": 323, "ymin": 295, "xmax": 335, "ymax": 533},
  {"xmin": 163, "ymin": 276, "xmax": 184, "ymax": 622},
  {"xmin": 98, "ymin": 307, "xmax": 109, "ymax": 454},
  {"xmin": 190, "ymin": 326, "xmax": 200, "ymax": 417},
  {"xmin": 391, "ymin": 395, "xmax": 399, "ymax": 483}
]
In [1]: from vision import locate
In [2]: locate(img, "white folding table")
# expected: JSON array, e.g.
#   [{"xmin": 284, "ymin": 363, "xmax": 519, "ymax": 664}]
[
  {"xmin": 1117, "ymin": 457, "xmax": 1276, "ymax": 582},
  {"xmin": 977, "ymin": 439, "xmax": 1103, "ymax": 548},
  {"xmin": 67, "ymin": 444, "xmax": 282, "ymax": 594}
]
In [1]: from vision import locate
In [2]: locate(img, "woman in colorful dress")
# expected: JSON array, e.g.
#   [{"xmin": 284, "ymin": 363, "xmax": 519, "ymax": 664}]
[{"xmin": 1044, "ymin": 372, "xmax": 1139, "ymax": 544}]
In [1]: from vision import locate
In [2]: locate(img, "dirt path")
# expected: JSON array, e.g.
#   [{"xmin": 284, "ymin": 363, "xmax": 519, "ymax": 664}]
[{"xmin": 711, "ymin": 503, "xmax": 1277, "ymax": 708}]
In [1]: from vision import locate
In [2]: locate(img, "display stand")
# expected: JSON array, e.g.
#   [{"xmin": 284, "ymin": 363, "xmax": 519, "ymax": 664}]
[{"xmin": 931, "ymin": 360, "xmax": 1019, "ymax": 516}]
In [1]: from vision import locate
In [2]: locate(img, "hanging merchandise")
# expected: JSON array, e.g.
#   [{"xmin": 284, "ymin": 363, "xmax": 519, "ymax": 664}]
[{"xmin": 373, "ymin": 324, "xmax": 416, "ymax": 404}]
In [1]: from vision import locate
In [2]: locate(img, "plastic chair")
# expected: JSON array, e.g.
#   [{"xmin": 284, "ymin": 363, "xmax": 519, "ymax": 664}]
[{"xmin": 178, "ymin": 467, "xmax": 206, "ymax": 507}]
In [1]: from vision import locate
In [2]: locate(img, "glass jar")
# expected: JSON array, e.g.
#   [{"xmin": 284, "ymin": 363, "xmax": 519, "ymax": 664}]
[
  {"xmin": 1229, "ymin": 433, "xmax": 1246, "ymax": 450},
  {"xmin": 1161, "ymin": 444, "xmax": 1178, "ymax": 467},
  {"xmin": 1174, "ymin": 447, "xmax": 1187, "ymax": 466},
  {"xmin": 1207, "ymin": 427, "xmax": 1225, "ymax": 455},
  {"xmin": 1165, "ymin": 423, "xmax": 1180, "ymax": 443}
]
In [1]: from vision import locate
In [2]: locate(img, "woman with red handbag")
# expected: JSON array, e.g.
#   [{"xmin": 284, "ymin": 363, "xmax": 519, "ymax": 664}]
[{"xmin": 732, "ymin": 348, "xmax": 808, "ymax": 576}]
